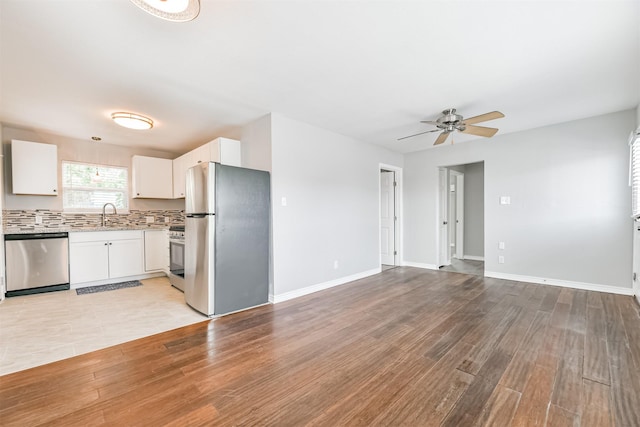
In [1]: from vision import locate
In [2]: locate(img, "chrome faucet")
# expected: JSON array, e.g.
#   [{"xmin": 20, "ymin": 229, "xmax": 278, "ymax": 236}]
[{"xmin": 102, "ymin": 203, "xmax": 117, "ymax": 227}]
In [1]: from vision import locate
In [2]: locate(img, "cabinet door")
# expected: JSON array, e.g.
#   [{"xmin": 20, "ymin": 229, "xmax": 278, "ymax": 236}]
[
  {"xmin": 144, "ymin": 230, "xmax": 168, "ymax": 272},
  {"xmin": 190, "ymin": 144, "xmax": 210, "ymax": 166},
  {"xmin": 109, "ymin": 239, "xmax": 144, "ymax": 278},
  {"xmin": 69, "ymin": 241, "xmax": 109, "ymax": 284},
  {"xmin": 11, "ymin": 140, "xmax": 58, "ymax": 195},
  {"xmin": 172, "ymin": 153, "xmax": 189, "ymax": 199},
  {"xmin": 132, "ymin": 156, "xmax": 173, "ymax": 199},
  {"xmin": 217, "ymin": 137, "xmax": 241, "ymax": 167}
]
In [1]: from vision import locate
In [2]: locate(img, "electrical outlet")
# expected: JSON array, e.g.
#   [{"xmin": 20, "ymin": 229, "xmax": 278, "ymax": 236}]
[
  {"xmin": 498, "ymin": 255, "xmax": 505, "ymax": 264},
  {"xmin": 499, "ymin": 242, "xmax": 505, "ymax": 250},
  {"xmin": 333, "ymin": 260, "xmax": 339, "ymax": 269},
  {"xmin": 281, "ymin": 197, "xmax": 287, "ymax": 207},
  {"xmin": 164, "ymin": 217, "xmax": 170, "ymax": 223},
  {"xmin": 35, "ymin": 215, "xmax": 43, "ymax": 225},
  {"xmin": 145, "ymin": 216, "xmax": 154, "ymax": 224}
]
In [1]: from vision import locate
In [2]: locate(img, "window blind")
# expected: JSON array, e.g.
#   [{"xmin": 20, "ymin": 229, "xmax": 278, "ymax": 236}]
[{"xmin": 62, "ymin": 161, "xmax": 129, "ymax": 212}]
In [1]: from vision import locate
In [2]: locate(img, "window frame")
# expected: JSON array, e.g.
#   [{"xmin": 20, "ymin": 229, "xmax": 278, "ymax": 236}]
[{"xmin": 61, "ymin": 160, "xmax": 130, "ymax": 213}]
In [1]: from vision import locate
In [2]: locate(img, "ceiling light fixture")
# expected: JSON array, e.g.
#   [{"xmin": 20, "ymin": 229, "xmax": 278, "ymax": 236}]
[
  {"xmin": 130, "ymin": 0, "xmax": 200, "ymax": 22},
  {"xmin": 111, "ymin": 112, "xmax": 154, "ymax": 130}
]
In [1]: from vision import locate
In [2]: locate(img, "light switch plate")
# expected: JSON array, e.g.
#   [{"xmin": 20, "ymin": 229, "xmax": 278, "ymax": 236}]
[
  {"xmin": 499, "ymin": 242, "xmax": 505, "ymax": 250},
  {"xmin": 281, "ymin": 197, "xmax": 287, "ymax": 207}
]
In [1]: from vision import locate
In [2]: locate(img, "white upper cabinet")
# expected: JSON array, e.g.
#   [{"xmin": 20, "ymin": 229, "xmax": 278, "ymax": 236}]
[
  {"xmin": 190, "ymin": 143, "xmax": 210, "ymax": 166},
  {"xmin": 211, "ymin": 137, "xmax": 241, "ymax": 166},
  {"xmin": 172, "ymin": 152, "xmax": 189, "ymax": 199},
  {"xmin": 132, "ymin": 155, "xmax": 173, "ymax": 199},
  {"xmin": 11, "ymin": 139, "xmax": 58, "ymax": 195},
  {"xmin": 172, "ymin": 137, "xmax": 241, "ymax": 198}
]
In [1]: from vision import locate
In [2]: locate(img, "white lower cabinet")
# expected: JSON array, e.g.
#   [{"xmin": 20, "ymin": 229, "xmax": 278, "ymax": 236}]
[
  {"xmin": 144, "ymin": 230, "xmax": 169, "ymax": 272},
  {"xmin": 69, "ymin": 241, "xmax": 110, "ymax": 283},
  {"xmin": 69, "ymin": 231, "xmax": 144, "ymax": 285},
  {"xmin": 109, "ymin": 239, "xmax": 145, "ymax": 278}
]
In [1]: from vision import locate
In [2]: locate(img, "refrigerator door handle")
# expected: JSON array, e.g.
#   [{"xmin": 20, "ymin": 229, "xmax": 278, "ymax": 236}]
[{"xmin": 186, "ymin": 213, "xmax": 210, "ymax": 218}]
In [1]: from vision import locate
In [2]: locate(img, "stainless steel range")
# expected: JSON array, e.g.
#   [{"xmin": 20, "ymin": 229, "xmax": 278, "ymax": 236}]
[{"xmin": 168, "ymin": 225, "xmax": 185, "ymax": 291}]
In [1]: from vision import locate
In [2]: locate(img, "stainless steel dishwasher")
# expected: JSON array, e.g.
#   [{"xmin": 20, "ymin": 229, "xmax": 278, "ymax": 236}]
[{"xmin": 4, "ymin": 232, "xmax": 70, "ymax": 296}]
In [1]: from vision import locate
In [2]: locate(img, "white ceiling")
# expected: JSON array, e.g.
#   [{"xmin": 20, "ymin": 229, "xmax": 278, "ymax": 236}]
[{"xmin": 1, "ymin": 0, "xmax": 638, "ymax": 155}]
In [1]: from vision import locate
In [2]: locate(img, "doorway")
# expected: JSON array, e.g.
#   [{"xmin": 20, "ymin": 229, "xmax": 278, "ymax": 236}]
[
  {"xmin": 438, "ymin": 162, "xmax": 484, "ymax": 276},
  {"xmin": 380, "ymin": 165, "xmax": 402, "ymax": 270}
]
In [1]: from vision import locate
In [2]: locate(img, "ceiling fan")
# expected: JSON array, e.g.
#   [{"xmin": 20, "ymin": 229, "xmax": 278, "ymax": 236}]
[{"xmin": 398, "ymin": 108, "xmax": 505, "ymax": 145}]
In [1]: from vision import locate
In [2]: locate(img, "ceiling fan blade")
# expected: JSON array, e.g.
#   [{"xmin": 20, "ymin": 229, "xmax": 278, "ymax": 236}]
[
  {"xmin": 462, "ymin": 111, "xmax": 504, "ymax": 125},
  {"xmin": 397, "ymin": 129, "xmax": 440, "ymax": 141},
  {"xmin": 460, "ymin": 124, "xmax": 499, "ymax": 138},
  {"xmin": 433, "ymin": 132, "xmax": 450, "ymax": 145},
  {"xmin": 419, "ymin": 120, "xmax": 439, "ymax": 125}
]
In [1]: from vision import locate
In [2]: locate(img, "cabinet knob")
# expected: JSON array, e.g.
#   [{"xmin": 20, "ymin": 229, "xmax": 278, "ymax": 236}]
[
  {"xmin": 104, "ymin": 243, "xmax": 108, "ymax": 246},
  {"xmin": 53, "ymin": 189, "xmax": 57, "ymax": 192},
  {"xmin": 137, "ymin": 193, "xmax": 140, "ymax": 196}
]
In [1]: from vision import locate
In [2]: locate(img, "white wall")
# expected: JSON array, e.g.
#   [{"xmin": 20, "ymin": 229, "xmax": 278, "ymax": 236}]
[
  {"xmin": 260, "ymin": 113, "xmax": 402, "ymax": 299},
  {"xmin": 464, "ymin": 162, "xmax": 484, "ymax": 258},
  {"xmin": 241, "ymin": 114, "xmax": 272, "ymax": 172},
  {"xmin": 2, "ymin": 126, "xmax": 184, "ymax": 211},
  {"xmin": 404, "ymin": 110, "xmax": 634, "ymax": 292}
]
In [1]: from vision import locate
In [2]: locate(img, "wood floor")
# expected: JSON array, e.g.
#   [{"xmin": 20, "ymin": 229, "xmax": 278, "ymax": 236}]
[{"xmin": 1, "ymin": 267, "xmax": 639, "ymax": 426}]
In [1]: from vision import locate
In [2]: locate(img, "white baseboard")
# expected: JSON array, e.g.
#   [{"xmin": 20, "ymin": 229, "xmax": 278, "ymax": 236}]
[
  {"xmin": 401, "ymin": 261, "xmax": 439, "ymax": 270},
  {"xmin": 272, "ymin": 268, "xmax": 381, "ymax": 304},
  {"xmin": 463, "ymin": 255, "xmax": 484, "ymax": 261},
  {"xmin": 484, "ymin": 271, "xmax": 634, "ymax": 296},
  {"xmin": 71, "ymin": 272, "xmax": 166, "ymax": 289}
]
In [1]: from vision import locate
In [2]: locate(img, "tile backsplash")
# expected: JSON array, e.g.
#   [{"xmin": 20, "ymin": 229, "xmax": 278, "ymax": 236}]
[{"xmin": 2, "ymin": 209, "xmax": 184, "ymax": 233}]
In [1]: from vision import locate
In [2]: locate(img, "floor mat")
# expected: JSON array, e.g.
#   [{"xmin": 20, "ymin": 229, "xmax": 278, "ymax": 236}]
[{"xmin": 76, "ymin": 280, "xmax": 142, "ymax": 295}]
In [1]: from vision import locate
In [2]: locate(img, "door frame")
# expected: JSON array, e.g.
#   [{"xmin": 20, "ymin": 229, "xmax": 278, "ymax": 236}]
[
  {"xmin": 379, "ymin": 163, "xmax": 403, "ymax": 268},
  {"xmin": 438, "ymin": 168, "xmax": 450, "ymax": 267}
]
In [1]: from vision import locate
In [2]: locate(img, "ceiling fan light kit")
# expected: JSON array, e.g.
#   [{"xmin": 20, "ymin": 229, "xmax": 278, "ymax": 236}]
[{"xmin": 399, "ymin": 108, "xmax": 505, "ymax": 145}]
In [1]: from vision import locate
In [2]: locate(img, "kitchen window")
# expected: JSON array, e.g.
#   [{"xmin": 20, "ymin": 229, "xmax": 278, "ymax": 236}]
[{"xmin": 62, "ymin": 161, "xmax": 129, "ymax": 212}]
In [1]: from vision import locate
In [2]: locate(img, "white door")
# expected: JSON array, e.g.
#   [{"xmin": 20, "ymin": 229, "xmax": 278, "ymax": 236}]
[
  {"xmin": 455, "ymin": 174, "xmax": 465, "ymax": 259},
  {"xmin": 380, "ymin": 170, "xmax": 395, "ymax": 265},
  {"xmin": 438, "ymin": 168, "xmax": 450, "ymax": 267},
  {"xmin": 449, "ymin": 172, "xmax": 457, "ymax": 258}
]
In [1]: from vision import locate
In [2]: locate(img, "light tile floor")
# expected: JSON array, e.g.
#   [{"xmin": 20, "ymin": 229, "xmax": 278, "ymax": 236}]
[
  {"xmin": 439, "ymin": 258, "xmax": 485, "ymax": 276},
  {"xmin": 0, "ymin": 277, "xmax": 207, "ymax": 376}
]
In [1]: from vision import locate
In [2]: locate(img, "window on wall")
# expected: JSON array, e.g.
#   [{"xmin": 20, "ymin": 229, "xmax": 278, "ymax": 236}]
[{"xmin": 62, "ymin": 161, "xmax": 129, "ymax": 212}]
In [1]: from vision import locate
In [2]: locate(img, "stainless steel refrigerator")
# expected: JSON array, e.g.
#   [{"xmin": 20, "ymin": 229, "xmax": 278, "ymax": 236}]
[{"xmin": 184, "ymin": 162, "xmax": 270, "ymax": 316}]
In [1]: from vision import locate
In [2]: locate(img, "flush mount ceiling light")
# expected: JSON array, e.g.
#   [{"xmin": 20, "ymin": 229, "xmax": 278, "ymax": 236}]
[
  {"xmin": 130, "ymin": 0, "xmax": 200, "ymax": 22},
  {"xmin": 111, "ymin": 112, "xmax": 154, "ymax": 130}
]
